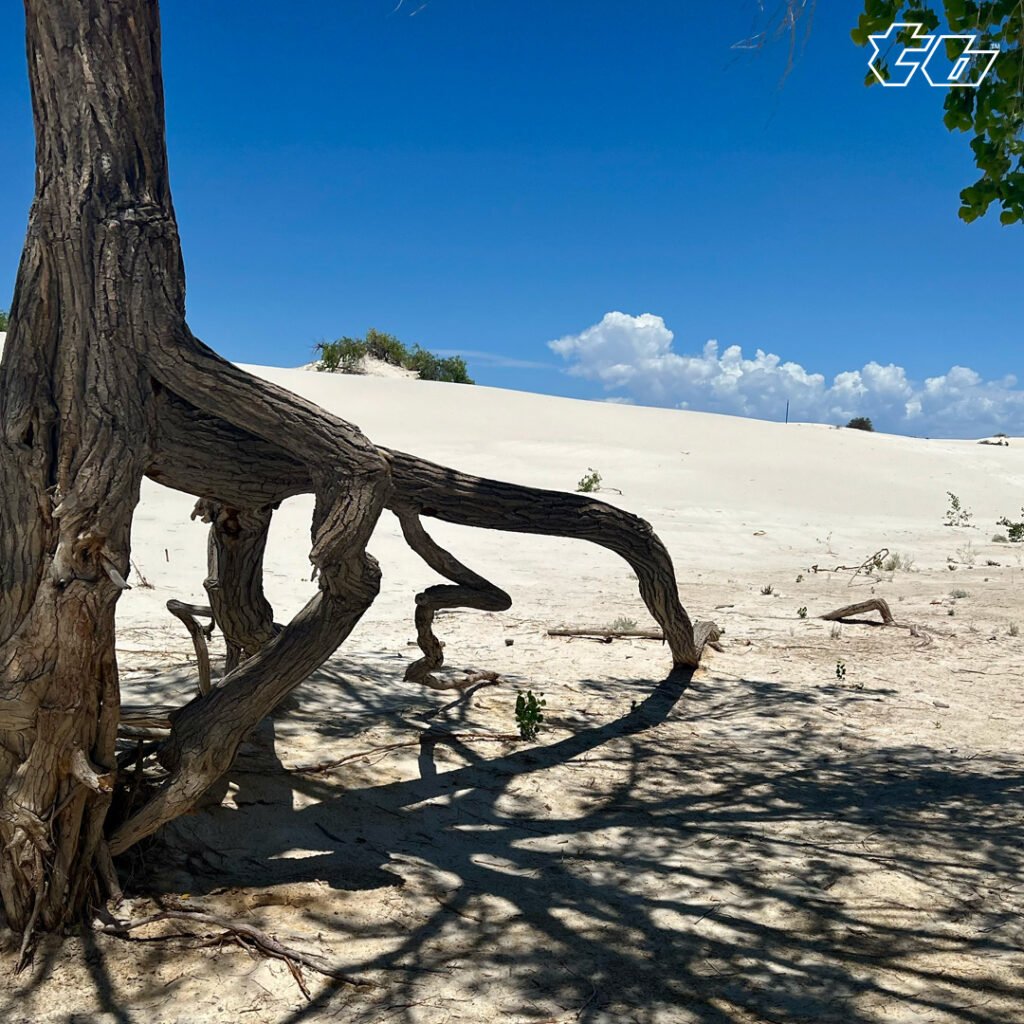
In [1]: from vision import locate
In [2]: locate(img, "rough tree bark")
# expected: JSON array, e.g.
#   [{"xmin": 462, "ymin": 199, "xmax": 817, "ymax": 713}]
[{"xmin": 0, "ymin": 0, "xmax": 719, "ymax": 945}]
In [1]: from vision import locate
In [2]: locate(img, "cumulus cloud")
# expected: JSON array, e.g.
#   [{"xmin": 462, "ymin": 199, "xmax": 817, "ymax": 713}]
[{"xmin": 549, "ymin": 312, "xmax": 1023, "ymax": 437}]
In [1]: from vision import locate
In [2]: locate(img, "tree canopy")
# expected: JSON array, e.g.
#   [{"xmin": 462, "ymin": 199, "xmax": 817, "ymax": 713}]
[{"xmin": 853, "ymin": 2, "xmax": 1024, "ymax": 223}]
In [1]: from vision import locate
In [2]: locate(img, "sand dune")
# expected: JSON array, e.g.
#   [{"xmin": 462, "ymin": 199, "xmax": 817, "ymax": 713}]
[{"xmin": 3, "ymin": 338, "xmax": 1024, "ymax": 1023}]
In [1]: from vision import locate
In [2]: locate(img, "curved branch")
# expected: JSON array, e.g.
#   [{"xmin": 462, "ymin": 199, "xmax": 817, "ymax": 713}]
[
  {"xmin": 165, "ymin": 600, "xmax": 213, "ymax": 696},
  {"xmin": 395, "ymin": 510, "xmax": 511, "ymax": 689},
  {"xmin": 386, "ymin": 450, "xmax": 720, "ymax": 667}
]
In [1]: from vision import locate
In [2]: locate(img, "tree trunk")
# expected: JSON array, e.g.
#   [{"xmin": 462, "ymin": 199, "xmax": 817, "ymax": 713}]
[
  {"xmin": 1, "ymin": 0, "xmax": 719, "ymax": 946},
  {"xmin": 0, "ymin": 0, "xmax": 180, "ymax": 934}
]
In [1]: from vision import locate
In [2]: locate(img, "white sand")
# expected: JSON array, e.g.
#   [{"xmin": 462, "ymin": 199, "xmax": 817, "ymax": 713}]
[{"xmin": 2, "ymin": 337, "xmax": 1023, "ymax": 1023}]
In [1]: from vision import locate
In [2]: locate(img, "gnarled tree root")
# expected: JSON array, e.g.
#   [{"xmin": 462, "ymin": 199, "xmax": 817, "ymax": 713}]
[{"xmin": 396, "ymin": 510, "xmax": 512, "ymax": 689}]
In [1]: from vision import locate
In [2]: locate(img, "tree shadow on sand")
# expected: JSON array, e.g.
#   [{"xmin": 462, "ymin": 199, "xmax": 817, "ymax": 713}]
[{"xmin": 6, "ymin": 662, "xmax": 1022, "ymax": 1024}]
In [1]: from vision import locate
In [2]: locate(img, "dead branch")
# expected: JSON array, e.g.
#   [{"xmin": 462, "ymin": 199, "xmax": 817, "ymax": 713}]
[
  {"xmin": 101, "ymin": 908, "xmax": 374, "ymax": 989},
  {"xmin": 809, "ymin": 548, "xmax": 889, "ymax": 583},
  {"xmin": 548, "ymin": 625, "xmax": 724, "ymax": 652},
  {"xmin": 820, "ymin": 598, "xmax": 896, "ymax": 626},
  {"xmin": 166, "ymin": 600, "xmax": 214, "ymax": 695},
  {"xmin": 820, "ymin": 599, "xmax": 934, "ymax": 647},
  {"xmin": 395, "ymin": 509, "xmax": 511, "ymax": 689},
  {"xmin": 548, "ymin": 626, "xmax": 667, "ymax": 640}
]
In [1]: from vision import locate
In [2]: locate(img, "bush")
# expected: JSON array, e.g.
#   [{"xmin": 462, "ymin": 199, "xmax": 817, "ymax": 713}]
[
  {"xmin": 997, "ymin": 509, "xmax": 1024, "ymax": 543},
  {"xmin": 0, "ymin": 310, "xmax": 8, "ymax": 332},
  {"xmin": 316, "ymin": 329, "xmax": 475, "ymax": 383},
  {"xmin": 315, "ymin": 337, "xmax": 366, "ymax": 374},
  {"xmin": 576, "ymin": 468, "xmax": 602, "ymax": 493},
  {"xmin": 363, "ymin": 328, "xmax": 408, "ymax": 367},
  {"xmin": 846, "ymin": 416, "xmax": 874, "ymax": 431}
]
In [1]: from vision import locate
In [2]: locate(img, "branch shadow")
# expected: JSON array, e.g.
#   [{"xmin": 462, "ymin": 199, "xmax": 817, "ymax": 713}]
[{"xmin": 123, "ymin": 663, "xmax": 1024, "ymax": 1024}]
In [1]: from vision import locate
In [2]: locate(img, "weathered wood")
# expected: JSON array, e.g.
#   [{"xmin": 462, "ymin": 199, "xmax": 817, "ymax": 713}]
[
  {"xmin": 396, "ymin": 510, "xmax": 511, "ymax": 688},
  {"xmin": 165, "ymin": 601, "xmax": 214, "ymax": 695},
  {"xmin": 820, "ymin": 599, "xmax": 896, "ymax": 625},
  {"xmin": 0, "ymin": 0, "xmax": 722, "ymax": 941},
  {"xmin": 820, "ymin": 599, "xmax": 933, "ymax": 646},
  {"xmin": 548, "ymin": 627, "xmax": 667, "ymax": 640}
]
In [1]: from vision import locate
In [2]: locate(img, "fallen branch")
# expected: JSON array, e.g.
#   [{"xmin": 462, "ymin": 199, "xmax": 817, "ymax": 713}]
[
  {"xmin": 548, "ymin": 625, "xmax": 724, "ymax": 652},
  {"xmin": 809, "ymin": 548, "xmax": 889, "ymax": 583},
  {"xmin": 820, "ymin": 599, "xmax": 934, "ymax": 646},
  {"xmin": 820, "ymin": 598, "xmax": 896, "ymax": 626},
  {"xmin": 101, "ymin": 908, "xmax": 374, "ymax": 991},
  {"xmin": 548, "ymin": 626, "xmax": 666, "ymax": 640}
]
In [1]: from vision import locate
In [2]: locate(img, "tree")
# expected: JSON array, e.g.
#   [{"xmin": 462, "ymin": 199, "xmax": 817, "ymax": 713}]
[
  {"xmin": 0, "ymin": 0, "xmax": 718, "ymax": 950},
  {"xmin": 846, "ymin": 416, "xmax": 875, "ymax": 431},
  {"xmin": 852, "ymin": 3, "xmax": 1023, "ymax": 223}
]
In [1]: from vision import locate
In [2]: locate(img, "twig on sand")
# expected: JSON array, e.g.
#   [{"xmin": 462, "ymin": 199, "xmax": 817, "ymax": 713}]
[{"xmin": 100, "ymin": 909, "xmax": 374, "ymax": 995}]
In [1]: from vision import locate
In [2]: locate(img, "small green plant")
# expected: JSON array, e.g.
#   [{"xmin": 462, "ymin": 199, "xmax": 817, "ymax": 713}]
[
  {"xmin": 797, "ymin": 606, "xmax": 807, "ymax": 619},
  {"xmin": 830, "ymin": 623, "xmax": 842, "ymax": 640},
  {"xmin": 949, "ymin": 588, "xmax": 969, "ymax": 600},
  {"xmin": 943, "ymin": 492, "xmax": 973, "ymax": 528},
  {"xmin": 996, "ymin": 509, "xmax": 1024, "ymax": 543},
  {"xmin": 882, "ymin": 552, "xmax": 914, "ymax": 573},
  {"xmin": 835, "ymin": 660, "xmax": 846, "ymax": 681},
  {"xmin": 993, "ymin": 533, "xmax": 1009, "ymax": 543},
  {"xmin": 577, "ymin": 468, "xmax": 602, "ymax": 493},
  {"xmin": 515, "ymin": 690, "xmax": 546, "ymax": 741},
  {"xmin": 610, "ymin": 616, "xmax": 637, "ymax": 631},
  {"xmin": 846, "ymin": 416, "xmax": 874, "ymax": 431},
  {"xmin": 760, "ymin": 583, "xmax": 774, "ymax": 596},
  {"xmin": 1010, "ymin": 623, "xmax": 1020, "ymax": 637}
]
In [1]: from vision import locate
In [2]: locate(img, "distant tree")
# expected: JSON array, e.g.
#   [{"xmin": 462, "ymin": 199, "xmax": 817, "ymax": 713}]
[
  {"xmin": 846, "ymin": 416, "xmax": 874, "ymax": 432},
  {"xmin": 0, "ymin": 310, "xmax": 8, "ymax": 332}
]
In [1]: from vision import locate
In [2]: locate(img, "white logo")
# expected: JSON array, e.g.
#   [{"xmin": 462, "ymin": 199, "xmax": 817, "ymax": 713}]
[{"xmin": 867, "ymin": 22, "xmax": 999, "ymax": 88}]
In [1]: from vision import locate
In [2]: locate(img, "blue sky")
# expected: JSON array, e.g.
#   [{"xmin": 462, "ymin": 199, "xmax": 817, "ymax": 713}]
[{"xmin": 0, "ymin": 2, "xmax": 1020, "ymax": 435}]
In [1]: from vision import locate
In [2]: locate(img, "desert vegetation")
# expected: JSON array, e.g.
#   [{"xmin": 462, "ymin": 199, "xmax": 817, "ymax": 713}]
[{"xmin": 315, "ymin": 328, "xmax": 474, "ymax": 383}]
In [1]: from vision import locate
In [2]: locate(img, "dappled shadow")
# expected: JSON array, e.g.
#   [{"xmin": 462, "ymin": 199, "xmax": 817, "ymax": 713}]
[{"xmin": 115, "ymin": 665, "xmax": 1024, "ymax": 1024}]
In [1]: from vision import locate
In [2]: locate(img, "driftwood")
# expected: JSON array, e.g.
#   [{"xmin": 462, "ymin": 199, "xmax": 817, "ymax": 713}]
[
  {"xmin": 548, "ymin": 625, "xmax": 724, "ymax": 652},
  {"xmin": 549, "ymin": 626, "xmax": 667, "ymax": 640},
  {"xmin": 820, "ymin": 598, "xmax": 896, "ymax": 625},
  {"xmin": 821, "ymin": 599, "xmax": 933, "ymax": 645}
]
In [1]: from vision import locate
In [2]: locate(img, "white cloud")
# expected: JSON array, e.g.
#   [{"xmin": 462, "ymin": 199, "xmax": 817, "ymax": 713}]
[{"xmin": 549, "ymin": 312, "xmax": 1024, "ymax": 437}]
